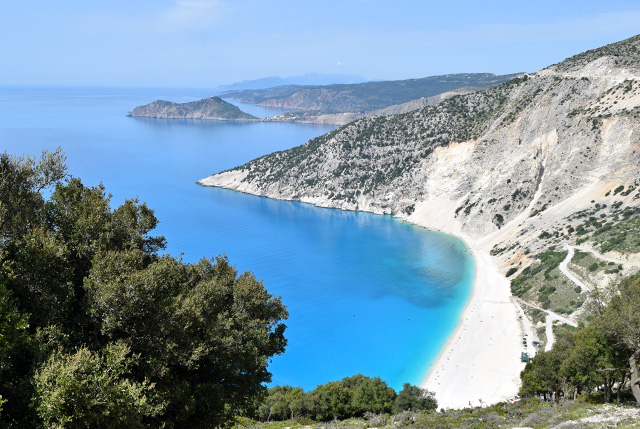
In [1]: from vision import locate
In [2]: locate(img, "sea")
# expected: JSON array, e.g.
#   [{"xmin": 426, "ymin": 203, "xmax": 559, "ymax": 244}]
[{"xmin": 0, "ymin": 86, "xmax": 474, "ymax": 391}]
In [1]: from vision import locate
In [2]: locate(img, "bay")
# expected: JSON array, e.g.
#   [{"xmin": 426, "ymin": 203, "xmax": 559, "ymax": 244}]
[{"xmin": 0, "ymin": 86, "xmax": 474, "ymax": 391}]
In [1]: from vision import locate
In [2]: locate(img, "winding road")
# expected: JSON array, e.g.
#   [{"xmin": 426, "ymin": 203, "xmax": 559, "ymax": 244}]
[
  {"xmin": 538, "ymin": 243, "xmax": 640, "ymax": 350},
  {"xmin": 559, "ymin": 245, "xmax": 591, "ymax": 292},
  {"xmin": 512, "ymin": 243, "xmax": 639, "ymax": 353},
  {"xmin": 572, "ymin": 245, "xmax": 640, "ymax": 267}
]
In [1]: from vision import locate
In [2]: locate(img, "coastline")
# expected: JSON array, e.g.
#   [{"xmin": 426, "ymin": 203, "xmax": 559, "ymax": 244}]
[
  {"xmin": 197, "ymin": 177, "xmax": 532, "ymax": 408},
  {"xmin": 419, "ymin": 242, "xmax": 528, "ymax": 408},
  {"xmin": 403, "ymin": 200, "xmax": 533, "ymax": 409}
]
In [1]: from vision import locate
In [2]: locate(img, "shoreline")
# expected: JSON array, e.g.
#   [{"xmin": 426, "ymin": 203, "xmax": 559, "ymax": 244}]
[
  {"xmin": 402, "ymin": 201, "xmax": 535, "ymax": 409},
  {"xmin": 419, "ymin": 241, "xmax": 528, "ymax": 408},
  {"xmin": 197, "ymin": 180, "xmax": 533, "ymax": 408}
]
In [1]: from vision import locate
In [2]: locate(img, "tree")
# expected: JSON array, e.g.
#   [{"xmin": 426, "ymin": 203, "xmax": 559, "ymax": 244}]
[
  {"xmin": 520, "ymin": 276, "xmax": 640, "ymax": 404},
  {"xmin": 307, "ymin": 374, "xmax": 397, "ymax": 421},
  {"xmin": 33, "ymin": 343, "xmax": 157, "ymax": 428},
  {"xmin": 392, "ymin": 383, "xmax": 437, "ymax": 413},
  {"xmin": 599, "ymin": 276, "xmax": 640, "ymax": 403},
  {"xmin": 257, "ymin": 386, "xmax": 305, "ymax": 421},
  {"xmin": 0, "ymin": 150, "xmax": 289, "ymax": 427},
  {"xmin": 0, "ymin": 280, "xmax": 32, "ymax": 424},
  {"xmin": 312, "ymin": 379, "xmax": 353, "ymax": 420},
  {"xmin": 84, "ymin": 252, "xmax": 288, "ymax": 426},
  {"xmin": 519, "ymin": 345, "xmax": 566, "ymax": 401},
  {"xmin": 349, "ymin": 375, "xmax": 395, "ymax": 415},
  {"xmin": 0, "ymin": 149, "xmax": 67, "ymax": 241},
  {"xmin": 561, "ymin": 325, "xmax": 627, "ymax": 402}
]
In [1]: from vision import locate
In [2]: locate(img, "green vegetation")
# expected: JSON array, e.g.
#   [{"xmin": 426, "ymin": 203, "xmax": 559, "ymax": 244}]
[
  {"xmin": 588, "ymin": 206, "xmax": 640, "ymax": 253},
  {"xmin": 564, "ymin": 203, "xmax": 640, "ymax": 254},
  {"xmin": 520, "ymin": 275, "xmax": 640, "ymax": 404},
  {"xmin": 0, "ymin": 150, "xmax": 287, "ymax": 427},
  {"xmin": 567, "ymin": 251, "xmax": 625, "ymax": 290},
  {"xmin": 220, "ymin": 73, "xmax": 521, "ymax": 113},
  {"xmin": 234, "ymin": 399, "xmax": 640, "ymax": 428},
  {"xmin": 510, "ymin": 249, "xmax": 586, "ymax": 314},
  {"xmin": 253, "ymin": 377, "xmax": 435, "ymax": 423}
]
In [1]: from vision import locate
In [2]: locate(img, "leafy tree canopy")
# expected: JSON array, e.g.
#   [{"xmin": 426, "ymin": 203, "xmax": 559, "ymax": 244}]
[
  {"xmin": 0, "ymin": 150, "xmax": 288, "ymax": 427},
  {"xmin": 520, "ymin": 275, "xmax": 640, "ymax": 404}
]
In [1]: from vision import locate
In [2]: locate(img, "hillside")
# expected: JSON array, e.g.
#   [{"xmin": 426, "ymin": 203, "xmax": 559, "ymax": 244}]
[
  {"xmin": 265, "ymin": 86, "xmax": 482, "ymax": 125},
  {"xmin": 129, "ymin": 96, "xmax": 259, "ymax": 121},
  {"xmin": 199, "ymin": 35, "xmax": 640, "ymax": 404},
  {"xmin": 219, "ymin": 73, "xmax": 521, "ymax": 113}
]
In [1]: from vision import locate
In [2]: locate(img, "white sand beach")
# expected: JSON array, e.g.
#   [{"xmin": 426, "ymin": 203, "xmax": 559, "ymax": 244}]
[
  {"xmin": 406, "ymin": 200, "xmax": 536, "ymax": 409},
  {"xmin": 420, "ymin": 243, "xmax": 532, "ymax": 409}
]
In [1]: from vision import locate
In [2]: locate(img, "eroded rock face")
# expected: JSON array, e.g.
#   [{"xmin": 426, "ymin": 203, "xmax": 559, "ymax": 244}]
[{"xmin": 199, "ymin": 35, "xmax": 640, "ymax": 262}]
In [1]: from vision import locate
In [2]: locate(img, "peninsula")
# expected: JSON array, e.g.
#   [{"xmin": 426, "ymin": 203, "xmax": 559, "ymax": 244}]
[{"xmin": 198, "ymin": 34, "xmax": 640, "ymax": 408}]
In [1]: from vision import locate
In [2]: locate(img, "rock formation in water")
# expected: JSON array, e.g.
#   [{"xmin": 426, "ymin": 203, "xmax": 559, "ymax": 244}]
[{"xmin": 129, "ymin": 97, "xmax": 259, "ymax": 121}]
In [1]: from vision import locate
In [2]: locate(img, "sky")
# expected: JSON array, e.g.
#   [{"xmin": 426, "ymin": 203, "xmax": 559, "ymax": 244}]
[{"xmin": 1, "ymin": 1, "xmax": 640, "ymax": 87}]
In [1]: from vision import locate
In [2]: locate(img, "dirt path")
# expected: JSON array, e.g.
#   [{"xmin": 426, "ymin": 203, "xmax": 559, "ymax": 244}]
[
  {"xmin": 513, "ymin": 297, "xmax": 577, "ymax": 351},
  {"xmin": 573, "ymin": 245, "xmax": 640, "ymax": 267},
  {"xmin": 559, "ymin": 245, "xmax": 591, "ymax": 292}
]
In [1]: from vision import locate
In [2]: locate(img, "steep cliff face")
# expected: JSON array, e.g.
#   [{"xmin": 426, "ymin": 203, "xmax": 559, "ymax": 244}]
[
  {"xmin": 200, "ymin": 35, "xmax": 640, "ymax": 270},
  {"xmin": 129, "ymin": 97, "xmax": 259, "ymax": 121}
]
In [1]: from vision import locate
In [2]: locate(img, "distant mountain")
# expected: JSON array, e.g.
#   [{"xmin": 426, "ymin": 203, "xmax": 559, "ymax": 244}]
[
  {"xmin": 216, "ymin": 73, "xmax": 367, "ymax": 91},
  {"xmin": 219, "ymin": 73, "xmax": 522, "ymax": 113},
  {"xmin": 129, "ymin": 97, "xmax": 259, "ymax": 121}
]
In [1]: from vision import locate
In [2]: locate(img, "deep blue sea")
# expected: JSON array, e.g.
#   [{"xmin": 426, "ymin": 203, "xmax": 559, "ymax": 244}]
[{"xmin": 0, "ymin": 86, "xmax": 474, "ymax": 391}]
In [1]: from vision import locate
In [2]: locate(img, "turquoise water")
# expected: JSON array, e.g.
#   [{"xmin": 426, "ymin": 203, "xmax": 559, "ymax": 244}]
[{"xmin": 0, "ymin": 86, "xmax": 474, "ymax": 391}]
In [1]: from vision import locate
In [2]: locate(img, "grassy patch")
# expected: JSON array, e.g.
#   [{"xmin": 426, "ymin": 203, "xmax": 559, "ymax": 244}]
[{"xmin": 511, "ymin": 249, "xmax": 587, "ymax": 315}]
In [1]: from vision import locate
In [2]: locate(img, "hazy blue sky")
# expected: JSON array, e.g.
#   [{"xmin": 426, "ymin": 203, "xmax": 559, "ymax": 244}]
[{"xmin": 2, "ymin": 1, "xmax": 640, "ymax": 87}]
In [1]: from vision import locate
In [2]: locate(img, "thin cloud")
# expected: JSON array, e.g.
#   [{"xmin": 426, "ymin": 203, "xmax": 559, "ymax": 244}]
[
  {"xmin": 80, "ymin": 1, "xmax": 227, "ymax": 35},
  {"xmin": 425, "ymin": 10, "xmax": 640, "ymax": 43},
  {"xmin": 163, "ymin": 0, "xmax": 226, "ymax": 30}
]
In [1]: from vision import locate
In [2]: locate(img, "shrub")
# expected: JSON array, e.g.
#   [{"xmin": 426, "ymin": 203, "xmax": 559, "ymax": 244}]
[
  {"xmin": 392, "ymin": 383, "xmax": 437, "ymax": 414},
  {"xmin": 33, "ymin": 343, "xmax": 157, "ymax": 428}
]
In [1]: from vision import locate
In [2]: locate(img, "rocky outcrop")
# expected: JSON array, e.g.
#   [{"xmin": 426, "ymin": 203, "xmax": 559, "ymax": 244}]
[{"xmin": 129, "ymin": 97, "xmax": 259, "ymax": 121}]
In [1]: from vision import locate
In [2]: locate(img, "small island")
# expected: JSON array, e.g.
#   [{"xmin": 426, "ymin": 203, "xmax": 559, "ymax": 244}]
[{"xmin": 128, "ymin": 96, "xmax": 259, "ymax": 121}]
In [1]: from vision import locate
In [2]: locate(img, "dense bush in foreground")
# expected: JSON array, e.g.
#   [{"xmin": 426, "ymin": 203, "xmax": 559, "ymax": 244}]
[
  {"xmin": 0, "ymin": 150, "xmax": 288, "ymax": 428},
  {"xmin": 256, "ymin": 376, "xmax": 436, "ymax": 422}
]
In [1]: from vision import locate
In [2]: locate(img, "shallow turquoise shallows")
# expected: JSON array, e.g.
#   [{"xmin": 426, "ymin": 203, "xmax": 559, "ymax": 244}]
[{"xmin": 0, "ymin": 86, "xmax": 474, "ymax": 391}]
